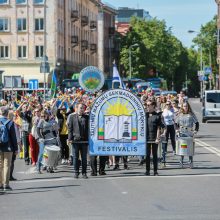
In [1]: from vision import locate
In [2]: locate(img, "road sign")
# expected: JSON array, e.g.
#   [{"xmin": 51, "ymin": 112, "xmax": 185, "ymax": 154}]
[
  {"xmin": 197, "ymin": 71, "xmax": 204, "ymax": 76},
  {"xmin": 204, "ymin": 67, "xmax": 212, "ymax": 75},
  {"xmin": 40, "ymin": 62, "xmax": 50, "ymax": 73},
  {"xmin": 28, "ymin": 79, "xmax": 39, "ymax": 90}
]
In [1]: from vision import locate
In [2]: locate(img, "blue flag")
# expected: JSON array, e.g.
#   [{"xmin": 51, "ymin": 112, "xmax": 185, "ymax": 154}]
[{"xmin": 112, "ymin": 64, "xmax": 125, "ymax": 89}]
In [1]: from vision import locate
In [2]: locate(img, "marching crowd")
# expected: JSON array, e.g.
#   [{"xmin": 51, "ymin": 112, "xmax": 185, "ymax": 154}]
[{"xmin": 0, "ymin": 88, "xmax": 199, "ymax": 192}]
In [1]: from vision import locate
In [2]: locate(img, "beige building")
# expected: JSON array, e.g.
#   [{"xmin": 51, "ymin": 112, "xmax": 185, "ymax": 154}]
[{"xmin": 0, "ymin": 0, "xmax": 99, "ymax": 90}]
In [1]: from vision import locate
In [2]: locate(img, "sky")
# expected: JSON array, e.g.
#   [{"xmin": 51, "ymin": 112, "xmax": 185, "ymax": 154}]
[{"xmin": 104, "ymin": 0, "xmax": 217, "ymax": 48}]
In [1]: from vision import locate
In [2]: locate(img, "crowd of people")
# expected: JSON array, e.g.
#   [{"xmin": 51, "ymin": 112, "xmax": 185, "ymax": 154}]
[{"xmin": 0, "ymin": 88, "xmax": 199, "ymax": 191}]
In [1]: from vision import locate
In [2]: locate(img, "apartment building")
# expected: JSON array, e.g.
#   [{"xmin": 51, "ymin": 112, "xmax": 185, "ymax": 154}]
[
  {"xmin": 216, "ymin": 0, "xmax": 220, "ymax": 89},
  {"xmin": 0, "ymin": 0, "xmax": 100, "ymax": 90}
]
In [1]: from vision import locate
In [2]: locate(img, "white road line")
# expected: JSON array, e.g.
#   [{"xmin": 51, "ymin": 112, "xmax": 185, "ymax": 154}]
[
  {"xmin": 13, "ymin": 173, "xmax": 220, "ymax": 185},
  {"xmin": 195, "ymin": 139, "xmax": 220, "ymax": 157}
]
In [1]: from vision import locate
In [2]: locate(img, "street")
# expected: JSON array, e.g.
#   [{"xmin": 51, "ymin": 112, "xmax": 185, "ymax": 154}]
[{"xmin": 1, "ymin": 99, "xmax": 220, "ymax": 220}]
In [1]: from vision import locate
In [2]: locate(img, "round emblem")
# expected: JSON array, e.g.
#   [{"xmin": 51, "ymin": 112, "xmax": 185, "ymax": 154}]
[{"xmin": 79, "ymin": 66, "xmax": 105, "ymax": 93}]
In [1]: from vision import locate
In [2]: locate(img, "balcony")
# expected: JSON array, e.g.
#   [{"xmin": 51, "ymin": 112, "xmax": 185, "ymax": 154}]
[
  {"xmin": 109, "ymin": 27, "xmax": 115, "ymax": 36},
  {"xmin": 81, "ymin": 16, "xmax": 89, "ymax": 26},
  {"xmin": 90, "ymin": 20, "xmax": 97, "ymax": 30},
  {"xmin": 71, "ymin": 10, "xmax": 79, "ymax": 22},
  {"xmin": 81, "ymin": 40, "xmax": 88, "ymax": 50},
  {"xmin": 90, "ymin": 43, "xmax": 97, "ymax": 53},
  {"xmin": 71, "ymin": 36, "xmax": 78, "ymax": 47}
]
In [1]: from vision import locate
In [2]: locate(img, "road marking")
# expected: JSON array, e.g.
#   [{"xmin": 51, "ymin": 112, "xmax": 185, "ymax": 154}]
[
  {"xmin": 13, "ymin": 173, "xmax": 220, "ymax": 185},
  {"xmin": 195, "ymin": 139, "xmax": 220, "ymax": 157}
]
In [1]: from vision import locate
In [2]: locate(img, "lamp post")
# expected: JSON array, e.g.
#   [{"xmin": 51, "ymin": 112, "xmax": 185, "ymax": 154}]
[
  {"xmin": 129, "ymin": 43, "xmax": 139, "ymax": 79},
  {"xmin": 188, "ymin": 30, "xmax": 204, "ymax": 100}
]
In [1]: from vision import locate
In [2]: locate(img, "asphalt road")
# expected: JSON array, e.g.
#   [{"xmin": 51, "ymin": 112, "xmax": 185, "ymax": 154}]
[{"xmin": 0, "ymin": 98, "xmax": 220, "ymax": 220}]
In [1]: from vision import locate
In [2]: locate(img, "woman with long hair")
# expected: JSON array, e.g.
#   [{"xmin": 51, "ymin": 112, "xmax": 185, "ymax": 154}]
[{"xmin": 175, "ymin": 102, "xmax": 199, "ymax": 168}]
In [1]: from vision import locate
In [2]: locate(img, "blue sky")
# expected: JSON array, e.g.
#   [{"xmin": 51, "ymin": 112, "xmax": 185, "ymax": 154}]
[{"xmin": 104, "ymin": 0, "xmax": 216, "ymax": 48}]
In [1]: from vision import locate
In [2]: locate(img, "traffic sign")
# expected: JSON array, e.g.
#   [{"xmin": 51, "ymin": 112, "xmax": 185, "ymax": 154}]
[
  {"xmin": 28, "ymin": 79, "xmax": 39, "ymax": 90},
  {"xmin": 197, "ymin": 70, "xmax": 204, "ymax": 76},
  {"xmin": 204, "ymin": 67, "xmax": 212, "ymax": 75}
]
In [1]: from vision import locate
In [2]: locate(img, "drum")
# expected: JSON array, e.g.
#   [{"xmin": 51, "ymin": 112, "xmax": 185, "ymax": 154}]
[
  {"xmin": 176, "ymin": 136, "xmax": 194, "ymax": 156},
  {"xmin": 44, "ymin": 145, "xmax": 60, "ymax": 167}
]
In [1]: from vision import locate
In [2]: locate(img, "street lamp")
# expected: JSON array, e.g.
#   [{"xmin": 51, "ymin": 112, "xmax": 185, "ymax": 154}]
[{"xmin": 129, "ymin": 43, "xmax": 139, "ymax": 79}]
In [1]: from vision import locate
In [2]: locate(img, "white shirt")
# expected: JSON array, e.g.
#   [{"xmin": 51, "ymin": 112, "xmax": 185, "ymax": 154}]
[{"xmin": 162, "ymin": 109, "xmax": 175, "ymax": 126}]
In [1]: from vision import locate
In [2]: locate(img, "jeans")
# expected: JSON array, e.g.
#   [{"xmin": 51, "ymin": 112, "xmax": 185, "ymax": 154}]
[
  {"xmin": 72, "ymin": 143, "xmax": 88, "ymax": 174},
  {"xmin": 37, "ymin": 141, "xmax": 45, "ymax": 171}
]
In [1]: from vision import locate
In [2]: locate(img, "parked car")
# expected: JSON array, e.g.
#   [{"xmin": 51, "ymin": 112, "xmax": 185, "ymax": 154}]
[{"xmin": 202, "ymin": 90, "xmax": 220, "ymax": 123}]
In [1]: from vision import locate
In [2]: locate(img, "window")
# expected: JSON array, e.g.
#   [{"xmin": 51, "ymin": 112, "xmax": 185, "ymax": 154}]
[
  {"xmin": 17, "ymin": 18, "xmax": 26, "ymax": 31},
  {"xmin": 35, "ymin": 45, "xmax": 43, "ymax": 58},
  {"xmin": 0, "ymin": 46, "xmax": 9, "ymax": 58},
  {"xmin": 16, "ymin": 0, "xmax": 27, "ymax": 4},
  {"xmin": 35, "ymin": 18, "xmax": 44, "ymax": 31},
  {"xmin": 0, "ymin": 0, "xmax": 9, "ymax": 5},
  {"xmin": 0, "ymin": 18, "xmax": 9, "ymax": 32},
  {"xmin": 33, "ymin": 0, "xmax": 44, "ymax": 4},
  {"xmin": 18, "ymin": 46, "xmax": 27, "ymax": 58}
]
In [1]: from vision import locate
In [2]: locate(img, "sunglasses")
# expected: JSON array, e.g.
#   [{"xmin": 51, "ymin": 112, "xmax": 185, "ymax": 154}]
[{"xmin": 166, "ymin": 103, "xmax": 171, "ymax": 105}]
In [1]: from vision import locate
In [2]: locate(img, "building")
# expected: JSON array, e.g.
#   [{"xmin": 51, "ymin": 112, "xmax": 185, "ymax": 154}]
[
  {"xmin": 0, "ymin": 0, "xmax": 100, "ymax": 92},
  {"xmin": 215, "ymin": 0, "xmax": 220, "ymax": 89},
  {"xmin": 97, "ymin": 2, "xmax": 117, "ymax": 77},
  {"xmin": 115, "ymin": 7, "xmax": 152, "ymax": 36}
]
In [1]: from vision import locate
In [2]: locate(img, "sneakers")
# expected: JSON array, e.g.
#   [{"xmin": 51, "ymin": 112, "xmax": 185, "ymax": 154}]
[
  {"xmin": 3, "ymin": 185, "xmax": 13, "ymax": 191},
  {"xmin": 189, "ymin": 162, "xmax": 193, "ymax": 169}
]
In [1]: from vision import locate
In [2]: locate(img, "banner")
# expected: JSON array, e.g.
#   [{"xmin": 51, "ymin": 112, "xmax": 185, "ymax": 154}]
[
  {"xmin": 79, "ymin": 66, "xmax": 104, "ymax": 93},
  {"xmin": 89, "ymin": 89, "xmax": 146, "ymax": 156}
]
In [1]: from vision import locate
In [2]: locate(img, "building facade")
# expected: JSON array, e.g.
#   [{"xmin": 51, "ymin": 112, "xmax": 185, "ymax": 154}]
[
  {"xmin": 215, "ymin": 0, "xmax": 220, "ymax": 89},
  {"xmin": 115, "ymin": 7, "xmax": 152, "ymax": 36},
  {"xmin": 0, "ymin": 0, "xmax": 100, "ymax": 91}
]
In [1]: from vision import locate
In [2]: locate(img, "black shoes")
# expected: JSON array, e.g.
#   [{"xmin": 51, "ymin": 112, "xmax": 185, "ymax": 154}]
[
  {"xmin": 3, "ymin": 185, "xmax": 13, "ymax": 191},
  {"xmin": 154, "ymin": 172, "xmax": 159, "ymax": 176},
  {"xmin": 9, "ymin": 176, "xmax": 17, "ymax": 181},
  {"xmin": 124, "ymin": 164, "xmax": 129, "ymax": 170},
  {"xmin": 145, "ymin": 171, "xmax": 150, "ymax": 176},
  {"xmin": 113, "ymin": 164, "xmax": 120, "ymax": 171},
  {"xmin": 82, "ymin": 173, "xmax": 88, "ymax": 179},
  {"xmin": 99, "ymin": 171, "xmax": 106, "ymax": 175},
  {"xmin": 74, "ymin": 173, "xmax": 79, "ymax": 179},
  {"xmin": 91, "ymin": 172, "xmax": 97, "ymax": 176}
]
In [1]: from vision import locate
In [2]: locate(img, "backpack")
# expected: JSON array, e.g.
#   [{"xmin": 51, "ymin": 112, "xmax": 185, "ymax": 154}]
[{"xmin": 0, "ymin": 119, "xmax": 10, "ymax": 143}]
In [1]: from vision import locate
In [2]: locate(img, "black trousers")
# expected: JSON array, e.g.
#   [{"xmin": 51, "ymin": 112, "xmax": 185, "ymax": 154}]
[
  {"xmin": 10, "ymin": 153, "xmax": 16, "ymax": 178},
  {"xmin": 90, "ymin": 156, "xmax": 108, "ymax": 174},
  {"xmin": 146, "ymin": 143, "xmax": 158, "ymax": 172},
  {"xmin": 115, "ymin": 156, "xmax": 128, "ymax": 164},
  {"xmin": 59, "ymin": 135, "xmax": 69, "ymax": 160},
  {"xmin": 22, "ymin": 132, "xmax": 30, "ymax": 162},
  {"xmin": 164, "ymin": 125, "xmax": 176, "ymax": 152}
]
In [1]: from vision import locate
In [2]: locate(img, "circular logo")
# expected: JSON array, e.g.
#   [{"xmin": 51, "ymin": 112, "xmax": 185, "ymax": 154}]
[{"xmin": 79, "ymin": 66, "xmax": 104, "ymax": 93}]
